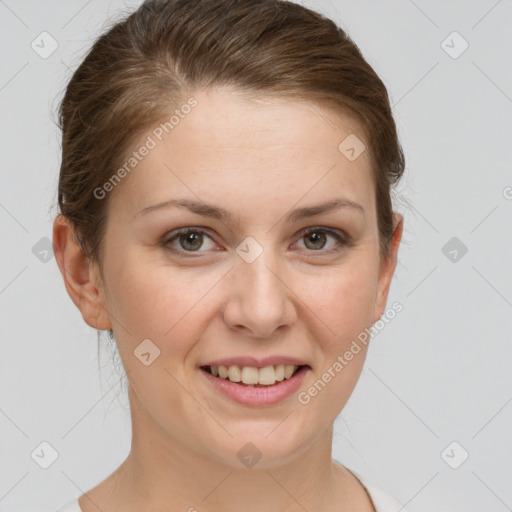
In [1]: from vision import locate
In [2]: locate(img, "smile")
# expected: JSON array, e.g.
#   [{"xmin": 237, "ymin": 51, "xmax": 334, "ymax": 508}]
[
  {"xmin": 202, "ymin": 364, "xmax": 302, "ymax": 386},
  {"xmin": 199, "ymin": 364, "xmax": 310, "ymax": 406}
]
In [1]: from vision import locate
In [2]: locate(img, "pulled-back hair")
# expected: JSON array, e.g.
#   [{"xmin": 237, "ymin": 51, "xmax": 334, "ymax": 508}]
[{"xmin": 57, "ymin": 0, "xmax": 405, "ymax": 267}]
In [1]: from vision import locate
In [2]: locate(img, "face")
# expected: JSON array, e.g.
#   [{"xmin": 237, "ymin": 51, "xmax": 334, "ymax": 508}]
[{"xmin": 62, "ymin": 87, "xmax": 401, "ymax": 468}]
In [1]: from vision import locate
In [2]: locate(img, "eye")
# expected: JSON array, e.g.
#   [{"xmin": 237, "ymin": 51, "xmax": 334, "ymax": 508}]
[
  {"xmin": 293, "ymin": 227, "xmax": 349, "ymax": 254},
  {"xmin": 163, "ymin": 227, "xmax": 218, "ymax": 255},
  {"xmin": 162, "ymin": 226, "xmax": 351, "ymax": 257}
]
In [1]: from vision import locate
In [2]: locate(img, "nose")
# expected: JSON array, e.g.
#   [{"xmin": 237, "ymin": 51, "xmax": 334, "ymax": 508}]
[{"xmin": 221, "ymin": 246, "xmax": 297, "ymax": 338}]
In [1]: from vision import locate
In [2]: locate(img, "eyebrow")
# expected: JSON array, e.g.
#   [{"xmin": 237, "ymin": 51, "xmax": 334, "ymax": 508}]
[{"xmin": 136, "ymin": 198, "xmax": 365, "ymax": 224}]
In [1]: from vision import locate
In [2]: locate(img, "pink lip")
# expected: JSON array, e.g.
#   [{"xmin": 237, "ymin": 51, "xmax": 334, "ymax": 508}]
[
  {"xmin": 200, "ymin": 355, "xmax": 309, "ymax": 368},
  {"xmin": 199, "ymin": 365, "xmax": 309, "ymax": 406}
]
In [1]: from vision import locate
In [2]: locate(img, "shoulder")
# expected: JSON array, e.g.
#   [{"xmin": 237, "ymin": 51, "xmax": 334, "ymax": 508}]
[{"xmin": 349, "ymin": 469, "xmax": 410, "ymax": 512}]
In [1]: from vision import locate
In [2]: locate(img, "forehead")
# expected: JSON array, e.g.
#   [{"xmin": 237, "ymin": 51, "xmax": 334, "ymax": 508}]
[{"xmin": 111, "ymin": 87, "xmax": 375, "ymax": 219}]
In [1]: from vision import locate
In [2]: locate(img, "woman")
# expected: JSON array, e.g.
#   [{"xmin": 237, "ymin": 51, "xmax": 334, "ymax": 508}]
[{"xmin": 53, "ymin": 0, "xmax": 408, "ymax": 510}]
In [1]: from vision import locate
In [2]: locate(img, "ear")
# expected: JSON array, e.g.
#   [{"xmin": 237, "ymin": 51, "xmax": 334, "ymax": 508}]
[
  {"xmin": 372, "ymin": 213, "xmax": 403, "ymax": 324},
  {"xmin": 52, "ymin": 214, "xmax": 112, "ymax": 330}
]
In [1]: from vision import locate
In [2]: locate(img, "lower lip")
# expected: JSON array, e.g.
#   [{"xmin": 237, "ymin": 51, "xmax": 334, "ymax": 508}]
[{"xmin": 199, "ymin": 366, "xmax": 309, "ymax": 406}]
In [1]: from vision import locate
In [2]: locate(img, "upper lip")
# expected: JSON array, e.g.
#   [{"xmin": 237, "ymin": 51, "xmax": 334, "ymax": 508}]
[{"xmin": 200, "ymin": 356, "xmax": 310, "ymax": 369}]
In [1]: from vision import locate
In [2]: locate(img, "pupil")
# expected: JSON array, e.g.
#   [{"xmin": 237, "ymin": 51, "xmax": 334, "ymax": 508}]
[
  {"xmin": 306, "ymin": 231, "xmax": 325, "ymax": 250},
  {"xmin": 181, "ymin": 232, "xmax": 202, "ymax": 251}
]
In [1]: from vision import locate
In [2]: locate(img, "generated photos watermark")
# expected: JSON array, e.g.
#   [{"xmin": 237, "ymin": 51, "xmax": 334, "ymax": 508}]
[
  {"xmin": 93, "ymin": 97, "xmax": 198, "ymax": 200},
  {"xmin": 297, "ymin": 301, "xmax": 403, "ymax": 405}
]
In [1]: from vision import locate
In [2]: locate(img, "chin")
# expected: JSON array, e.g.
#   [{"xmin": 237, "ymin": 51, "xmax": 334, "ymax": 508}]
[{"xmin": 203, "ymin": 423, "xmax": 314, "ymax": 470}]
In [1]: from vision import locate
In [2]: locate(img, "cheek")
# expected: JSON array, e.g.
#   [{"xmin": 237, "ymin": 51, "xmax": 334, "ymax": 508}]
[
  {"xmin": 298, "ymin": 259, "xmax": 379, "ymax": 347},
  {"xmin": 103, "ymin": 250, "xmax": 220, "ymax": 360},
  {"xmin": 294, "ymin": 265, "xmax": 377, "ymax": 421}
]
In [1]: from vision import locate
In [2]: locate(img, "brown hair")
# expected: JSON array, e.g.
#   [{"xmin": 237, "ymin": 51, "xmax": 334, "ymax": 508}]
[{"xmin": 56, "ymin": 0, "xmax": 404, "ymax": 270}]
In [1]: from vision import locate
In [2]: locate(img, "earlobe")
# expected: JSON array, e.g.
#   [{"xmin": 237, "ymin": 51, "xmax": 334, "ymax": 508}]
[
  {"xmin": 372, "ymin": 213, "xmax": 404, "ymax": 323},
  {"xmin": 52, "ymin": 215, "xmax": 112, "ymax": 330}
]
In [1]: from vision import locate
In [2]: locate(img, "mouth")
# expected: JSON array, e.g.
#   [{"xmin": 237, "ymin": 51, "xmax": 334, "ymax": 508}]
[
  {"xmin": 200, "ymin": 364, "xmax": 307, "ymax": 387},
  {"xmin": 199, "ymin": 363, "xmax": 310, "ymax": 406}
]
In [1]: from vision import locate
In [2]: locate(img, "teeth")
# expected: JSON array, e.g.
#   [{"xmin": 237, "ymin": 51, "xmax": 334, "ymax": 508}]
[
  {"xmin": 207, "ymin": 364, "xmax": 300, "ymax": 385},
  {"xmin": 228, "ymin": 365, "xmax": 241, "ymax": 382},
  {"xmin": 284, "ymin": 364, "xmax": 296, "ymax": 379},
  {"xmin": 275, "ymin": 364, "xmax": 285, "ymax": 381},
  {"xmin": 241, "ymin": 366, "xmax": 259, "ymax": 385},
  {"xmin": 258, "ymin": 365, "xmax": 276, "ymax": 385}
]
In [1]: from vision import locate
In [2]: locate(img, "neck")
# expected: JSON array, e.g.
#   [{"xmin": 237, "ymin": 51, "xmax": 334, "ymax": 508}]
[{"xmin": 82, "ymin": 386, "xmax": 362, "ymax": 512}]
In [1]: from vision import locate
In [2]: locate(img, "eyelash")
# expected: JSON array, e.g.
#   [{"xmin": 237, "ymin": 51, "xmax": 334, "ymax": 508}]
[{"xmin": 162, "ymin": 226, "xmax": 353, "ymax": 257}]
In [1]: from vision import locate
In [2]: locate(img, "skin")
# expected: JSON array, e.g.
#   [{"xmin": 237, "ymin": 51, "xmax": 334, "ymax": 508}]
[{"xmin": 53, "ymin": 86, "xmax": 403, "ymax": 512}]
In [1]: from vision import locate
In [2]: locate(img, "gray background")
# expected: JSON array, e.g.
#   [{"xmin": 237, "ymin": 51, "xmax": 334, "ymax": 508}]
[{"xmin": 1, "ymin": 1, "xmax": 511, "ymax": 511}]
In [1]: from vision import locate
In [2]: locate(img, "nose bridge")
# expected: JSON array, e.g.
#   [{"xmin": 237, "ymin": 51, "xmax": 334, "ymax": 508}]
[
  {"xmin": 241, "ymin": 241, "xmax": 280, "ymax": 289},
  {"xmin": 223, "ymin": 235, "xmax": 294, "ymax": 336},
  {"xmin": 238, "ymin": 237, "xmax": 286, "ymax": 306}
]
